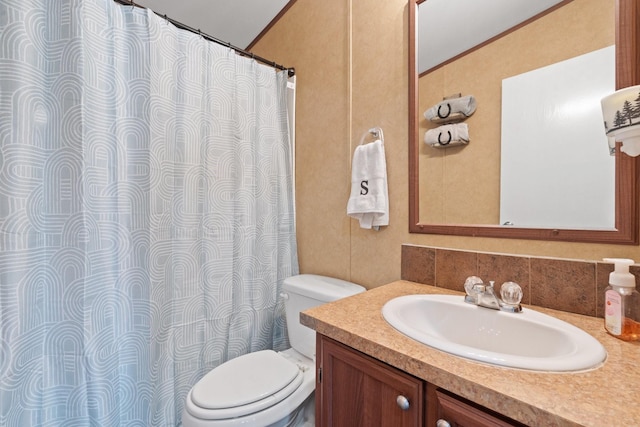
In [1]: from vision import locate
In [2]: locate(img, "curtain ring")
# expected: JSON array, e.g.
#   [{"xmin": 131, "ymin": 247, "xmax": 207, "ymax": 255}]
[
  {"xmin": 438, "ymin": 131, "xmax": 452, "ymax": 146},
  {"xmin": 437, "ymin": 103, "xmax": 451, "ymax": 119}
]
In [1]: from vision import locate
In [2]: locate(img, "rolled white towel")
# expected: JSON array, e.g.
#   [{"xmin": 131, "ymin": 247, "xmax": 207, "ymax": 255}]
[
  {"xmin": 424, "ymin": 123, "xmax": 469, "ymax": 147},
  {"xmin": 424, "ymin": 95, "xmax": 476, "ymax": 122}
]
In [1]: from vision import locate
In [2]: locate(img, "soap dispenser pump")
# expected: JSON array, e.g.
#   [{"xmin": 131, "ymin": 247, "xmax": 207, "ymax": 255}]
[{"xmin": 604, "ymin": 258, "xmax": 640, "ymax": 341}]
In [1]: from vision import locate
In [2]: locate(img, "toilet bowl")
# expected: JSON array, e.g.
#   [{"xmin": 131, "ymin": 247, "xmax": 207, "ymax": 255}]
[
  {"xmin": 182, "ymin": 348, "xmax": 315, "ymax": 427},
  {"xmin": 182, "ymin": 274, "xmax": 365, "ymax": 427}
]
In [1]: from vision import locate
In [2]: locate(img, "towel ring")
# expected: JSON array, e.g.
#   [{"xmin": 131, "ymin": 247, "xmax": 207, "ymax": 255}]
[{"xmin": 360, "ymin": 127, "xmax": 384, "ymax": 145}]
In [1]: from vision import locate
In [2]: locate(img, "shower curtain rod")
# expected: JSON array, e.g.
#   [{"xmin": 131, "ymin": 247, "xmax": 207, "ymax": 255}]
[{"xmin": 113, "ymin": 0, "xmax": 295, "ymax": 77}]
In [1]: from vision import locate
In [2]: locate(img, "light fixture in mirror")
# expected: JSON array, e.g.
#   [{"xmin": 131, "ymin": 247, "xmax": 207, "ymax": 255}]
[
  {"xmin": 602, "ymin": 84, "xmax": 640, "ymax": 157},
  {"xmin": 408, "ymin": 0, "xmax": 639, "ymax": 244}
]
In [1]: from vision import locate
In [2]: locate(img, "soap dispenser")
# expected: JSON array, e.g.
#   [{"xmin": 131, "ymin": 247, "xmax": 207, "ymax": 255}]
[{"xmin": 604, "ymin": 258, "xmax": 640, "ymax": 341}]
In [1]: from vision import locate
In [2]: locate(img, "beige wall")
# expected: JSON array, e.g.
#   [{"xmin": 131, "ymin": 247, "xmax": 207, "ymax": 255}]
[{"xmin": 253, "ymin": 0, "xmax": 640, "ymax": 290}]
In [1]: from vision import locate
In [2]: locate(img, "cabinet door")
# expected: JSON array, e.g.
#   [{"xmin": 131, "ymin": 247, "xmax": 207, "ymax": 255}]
[
  {"xmin": 316, "ymin": 335, "xmax": 424, "ymax": 427},
  {"xmin": 427, "ymin": 384, "xmax": 527, "ymax": 427}
]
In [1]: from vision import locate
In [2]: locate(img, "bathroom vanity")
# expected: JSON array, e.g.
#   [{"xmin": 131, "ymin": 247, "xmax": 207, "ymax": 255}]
[
  {"xmin": 317, "ymin": 334, "xmax": 525, "ymax": 426},
  {"xmin": 302, "ymin": 281, "xmax": 640, "ymax": 426}
]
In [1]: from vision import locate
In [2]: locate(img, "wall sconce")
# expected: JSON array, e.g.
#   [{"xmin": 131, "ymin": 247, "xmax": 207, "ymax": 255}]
[{"xmin": 601, "ymin": 84, "xmax": 640, "ymax": 156}]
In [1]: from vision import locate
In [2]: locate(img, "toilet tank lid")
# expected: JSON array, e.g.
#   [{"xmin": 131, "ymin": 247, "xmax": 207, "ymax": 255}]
[{"xmin": 283, "ymin": 274, "xmax": 365, "ymax": 302}]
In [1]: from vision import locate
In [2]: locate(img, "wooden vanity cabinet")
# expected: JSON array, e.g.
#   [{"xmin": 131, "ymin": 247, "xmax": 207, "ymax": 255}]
[
  {"xmin": 316, "ymin": 334, "xmax": 527, "ymax": 427},
  {"xmin": 316, "ymin": 335, "xmax": 424, "ymax": 426}
]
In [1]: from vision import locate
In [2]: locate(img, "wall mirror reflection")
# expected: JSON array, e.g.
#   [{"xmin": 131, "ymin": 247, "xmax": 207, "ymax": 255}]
[{"xmin": 408, "ymin": 0, "xmax": 639, "ymax": 244}]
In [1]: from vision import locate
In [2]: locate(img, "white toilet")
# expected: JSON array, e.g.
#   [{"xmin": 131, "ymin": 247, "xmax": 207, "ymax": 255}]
[{"xmin": 182, "ymin": 274, "xmax": 365, "ymax": 427}]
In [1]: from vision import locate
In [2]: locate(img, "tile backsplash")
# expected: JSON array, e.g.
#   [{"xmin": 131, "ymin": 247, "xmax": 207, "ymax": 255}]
[{"xmin": 401, "ymin": 244, "xmax": 640, "ymax": 318}]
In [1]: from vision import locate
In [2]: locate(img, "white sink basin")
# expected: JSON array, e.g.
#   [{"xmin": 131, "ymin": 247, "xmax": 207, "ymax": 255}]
[{"xmin": 382, "ymin": 294, "xmax": 606, "ymax": 372}]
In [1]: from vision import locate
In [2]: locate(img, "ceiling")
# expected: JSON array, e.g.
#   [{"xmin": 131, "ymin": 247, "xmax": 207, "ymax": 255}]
[
  {"xmin": 134, "ymin": 0, "xmax": 291, "ymax": 49},
  {"xmin": 418, "ymin": 0, "xmax": 565, "ymax": 74},
  {"xmin": 130, "ymin": 0, "xmax": 565, "ymax": 73}
]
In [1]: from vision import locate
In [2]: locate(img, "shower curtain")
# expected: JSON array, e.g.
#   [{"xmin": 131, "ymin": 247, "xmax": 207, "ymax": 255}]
[{"xmin": 0, "ymin": 0, "xmax": 299, "ymax": 425}]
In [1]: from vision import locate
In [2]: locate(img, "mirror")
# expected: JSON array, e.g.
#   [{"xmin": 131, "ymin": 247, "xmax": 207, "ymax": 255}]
[{"xmin": 409, "ymin": 0, "xmax": 640, "ymax": 243}]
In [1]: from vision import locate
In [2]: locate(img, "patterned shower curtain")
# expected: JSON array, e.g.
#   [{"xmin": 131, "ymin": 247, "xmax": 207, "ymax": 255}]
[{"xmin": 0, "ymin": 0, "xmax": 299, "ymax": 425}]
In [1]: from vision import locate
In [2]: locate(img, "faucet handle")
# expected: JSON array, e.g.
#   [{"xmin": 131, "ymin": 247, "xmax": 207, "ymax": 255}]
[
  {"xmin": 464, "ymin": 276, "xmax": 483, "ymax": 296},
  {"xmin": 500, "ymin": 281, "xmax": 523, "ymax": 306},
  {"xmin": 463, "ymin": 276, "xmax": 484, "ymax": 304}
]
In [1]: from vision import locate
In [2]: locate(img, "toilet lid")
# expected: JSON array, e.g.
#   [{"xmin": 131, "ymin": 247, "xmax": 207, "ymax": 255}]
[{"xmin": 191, "ymin": 350, "xmax": 301, "ymax": 410}]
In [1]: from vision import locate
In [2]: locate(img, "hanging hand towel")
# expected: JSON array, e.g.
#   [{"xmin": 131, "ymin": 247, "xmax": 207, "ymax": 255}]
[
  {"xmin": 347, "ymin": 139, "xmax": 389, "ymax": 229},
  {"xmin": 424, "ymin": 95, "xmax": 477, "ymax": 122},
  {"xmin": 424, "ymin": 123, "xmax": 469, "ymax": 147}
]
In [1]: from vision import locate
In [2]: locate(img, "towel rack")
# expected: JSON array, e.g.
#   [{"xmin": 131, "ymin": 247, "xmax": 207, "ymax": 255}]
[{"xmin": 360, "ymin": 126, "xmax": 384, "ymax": 145}]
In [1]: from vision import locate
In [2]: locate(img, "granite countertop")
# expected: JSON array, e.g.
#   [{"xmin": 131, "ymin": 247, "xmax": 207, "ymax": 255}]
[{"xmin": 300, "ymin": 280, "xmax": 640, "ymax": 427}]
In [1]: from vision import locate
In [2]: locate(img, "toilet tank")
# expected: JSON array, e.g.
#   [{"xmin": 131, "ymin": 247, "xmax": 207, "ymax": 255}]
[{"xmin": 282, "ymin": 274, "xmax": 365, "ymax": 360}]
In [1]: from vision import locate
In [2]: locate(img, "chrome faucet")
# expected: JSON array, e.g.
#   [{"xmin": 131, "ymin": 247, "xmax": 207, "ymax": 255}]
[{"xmin": 463, "ymin": 276, "xmax": 523, "ymax": 313}]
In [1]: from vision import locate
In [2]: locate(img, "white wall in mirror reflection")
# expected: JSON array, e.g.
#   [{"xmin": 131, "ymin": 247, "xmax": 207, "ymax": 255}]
[{"xmin": 500, "ymin": 46, "xmax": 615, "ymax": 229}]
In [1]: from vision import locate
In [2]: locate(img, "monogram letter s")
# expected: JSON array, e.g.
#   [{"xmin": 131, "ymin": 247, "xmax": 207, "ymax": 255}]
[{"xmin": 360, "ymin": 180, "xmax": 369, "ymax": 195}]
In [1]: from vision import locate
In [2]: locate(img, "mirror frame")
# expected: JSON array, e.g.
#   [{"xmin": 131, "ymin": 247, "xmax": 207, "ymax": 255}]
[{"xmin": 409, "ymin": 0, "xmax": 640, "ymax": 244}]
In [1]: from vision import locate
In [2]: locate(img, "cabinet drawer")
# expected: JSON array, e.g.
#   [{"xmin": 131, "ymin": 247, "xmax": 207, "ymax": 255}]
[{"xmin": 428, "ymin": 385, "xmax": 527, "ymax": 427}]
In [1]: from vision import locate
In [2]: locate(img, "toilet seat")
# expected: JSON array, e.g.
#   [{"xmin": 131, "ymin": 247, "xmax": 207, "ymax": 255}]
[{"xmin": 186, "ymin": 350, "xmax": 304, "ymax": 420}]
